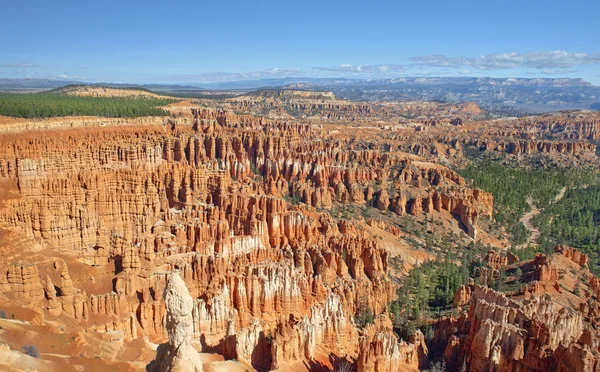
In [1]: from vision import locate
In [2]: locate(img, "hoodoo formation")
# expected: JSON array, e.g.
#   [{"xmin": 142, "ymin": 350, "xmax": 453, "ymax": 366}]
[
  {"xmin": 0, "ymin": 86, "xmax": 599, "ymax": 371},
  {"xmin": 148, "ymin": 272, "xmax": 202, "ymax": 372}
]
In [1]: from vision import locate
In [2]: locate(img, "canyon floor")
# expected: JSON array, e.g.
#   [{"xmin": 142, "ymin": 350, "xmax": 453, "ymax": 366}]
[{"xmin": 0, "ymin": 87, "xmax": 599, "ymax": 371}]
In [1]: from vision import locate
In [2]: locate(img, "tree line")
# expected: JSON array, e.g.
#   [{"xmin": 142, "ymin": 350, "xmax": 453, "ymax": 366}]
[{"xmin": 0, "ymin": 92, "xmax": 174, "ymax": 118}]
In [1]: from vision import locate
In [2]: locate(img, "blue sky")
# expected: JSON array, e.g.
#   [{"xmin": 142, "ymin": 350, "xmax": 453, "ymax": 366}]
[{"xmin": 1, "ymin": 0, "xmax": 599, "ymax": 84}]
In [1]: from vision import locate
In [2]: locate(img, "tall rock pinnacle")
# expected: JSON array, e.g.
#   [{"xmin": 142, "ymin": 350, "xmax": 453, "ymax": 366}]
[{"xmin": 147, "ymin": 272, "xmax": 202, "ymax": 372}]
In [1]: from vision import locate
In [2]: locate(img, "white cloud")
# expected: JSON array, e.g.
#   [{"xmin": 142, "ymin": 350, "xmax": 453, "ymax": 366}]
[
  {"xmin": 411, "ymin": 50, "xmax": 600, "ymax": 70},
  {"xmin": 313, "ymin": 64, "xmax": 405, "ymax": 73},
  {"xmin": 48, "ymin": 74, "xmax": 84, "ymax": 81}
]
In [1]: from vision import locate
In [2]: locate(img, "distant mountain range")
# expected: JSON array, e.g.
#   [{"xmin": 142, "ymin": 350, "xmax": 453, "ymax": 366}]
[{"xmin": 1, "ymin": 77, "xmax": 598, "ymax": 113}]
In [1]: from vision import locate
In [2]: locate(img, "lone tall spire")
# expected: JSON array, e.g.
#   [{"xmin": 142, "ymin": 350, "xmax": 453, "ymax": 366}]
[{"xmin": 147, "ymin": 272, "xmax": 202, "ymax": 372}]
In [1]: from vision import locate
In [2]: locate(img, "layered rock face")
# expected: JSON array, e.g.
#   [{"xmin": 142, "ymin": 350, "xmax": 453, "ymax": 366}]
[
  {"xmin": 0, "ymin": 106, "xmax": 501, "ymax": 370},
  {"xmin": 443, "ymin": 247, "xmax": 600, "ymax": 372},
  {"xmin": 517, "ymin": 112, "xmax": 600, "ymax": 142},
  {"xmin": 2, "ymin": 89, "xmax": 599, "ymax": 371},
  {"xmin": 199, "ymin": 89, "xmax": 488, "ymax": 129},
  {"xmin": 357, "ymin": 315, "xmax": 427, "ymax": 372},
  {"xmin": 467, "ymin": 113, "xmax": 600, "ymax": 161},
  {"xmin": 376, "ymin": 110, "xmax": 600, "ymax": 170},
  {"xmin": 190, "ymin": 93, "xmax": 600, "ymax": 172},
  {"xmin": 228, "ymin": 89, "xmax": 373, "ymax": 121},
  {"xmin": 466, "ymin": 138, "xmax": 597, "ymax": 156}
]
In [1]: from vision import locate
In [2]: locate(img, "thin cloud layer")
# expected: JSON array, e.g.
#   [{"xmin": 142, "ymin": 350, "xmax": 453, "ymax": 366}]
[
  {"xmin": 2, "ymin": 51, "xmax": 598, "ymax": 83},
  {"xmin": 411, "ymin": 50, "xmax": 600, "ymax": 70},
  {"xmin": 314, "ymin": 64, "xmax": 406, "ymax": 73},
  {"xmin": 172, "ymin": 68, "xmax": 304, "ymax": 83},
  {"xmin": 525, "ymin": 69, "xmax": 578, "ymax": 76},
  {"xmin": 2, "ymin": 62, "xmax": 39, "ymax": 68}
]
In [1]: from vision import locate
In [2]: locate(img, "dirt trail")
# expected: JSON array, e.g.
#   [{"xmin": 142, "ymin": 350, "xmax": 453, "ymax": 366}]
[{"xmin": 517, "ymin": 187, "xmax": 566, "ymax": 249}]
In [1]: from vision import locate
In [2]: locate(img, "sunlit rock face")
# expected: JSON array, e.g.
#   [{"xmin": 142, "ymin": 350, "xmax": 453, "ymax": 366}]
[
  {"xmin": 0, "ymin": 103, "xmax": 506, "ymax": 370},
  {"xmin": 441, "ymin": 246, "xmax": 600, "ymax": 372},
  {"xmin": 148, "ymin": 272, "xmax": 202, "ymax": 372}
]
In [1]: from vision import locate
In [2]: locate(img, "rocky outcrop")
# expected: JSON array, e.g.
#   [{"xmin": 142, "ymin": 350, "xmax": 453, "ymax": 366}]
[
  {"xmin": 357, "ymin": 315, "xmax": 427, "ymax": 372},
  {"xmin": 483, "ymin": 250, "xmax": 508, "ymax": 271},
  {"xmin": 471, "ymin": 139, "xmax": 597, "ymax": 156},
  {"xmin": 226, "ymin": 90, "xmax": 374, "ymax": 121},
  {"xmin": 453, "ymin": 284, "xmax": 472, "ymax": 308},
  {"xmin": 148, "ymin": 272, "xmax": 202, "ymax": 372},
  {"xmin": 270, "ymin": 292, "xmax": 358, "ymax": 369},
  {"xmin": 3, "ymin": 263, "xmax": 44, "ymax": 303},
  {"xmin": 443, "ymin": 280, "xmax": 598, "ymax": 371},
  {"xmin": 533, "ymin": 253, "xmax": 559, "ymax": 282},
  {"xmin": 0, "ymin": 109, "xmax": 412, "ymax": 369},
  {"xmin": 0, "ymin": 103, "xmax": 501, "ymax": 371},
  {"xmin": 555, "ymin": 245, "xmax": 589, "ymax": 268},
  {"xmin": 376, "ymin": 185, "xmax": 390, "ymax": 211},
  {"xmin": 1, "ymin": 89, "xmax": 599, "ymax": 371}
]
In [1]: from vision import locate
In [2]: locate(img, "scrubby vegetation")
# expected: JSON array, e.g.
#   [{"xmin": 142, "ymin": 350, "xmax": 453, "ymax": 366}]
[
  {"xmin": 355, "ymin": 303, "xmax": 376, "ymax": 328},
  {"xmin": 0, "ymin": 91, "xmax": 174, "ymax": 118},
  {"xmin": 22, "ymin": 345, "xmax": 39, "ymax": 358}
]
